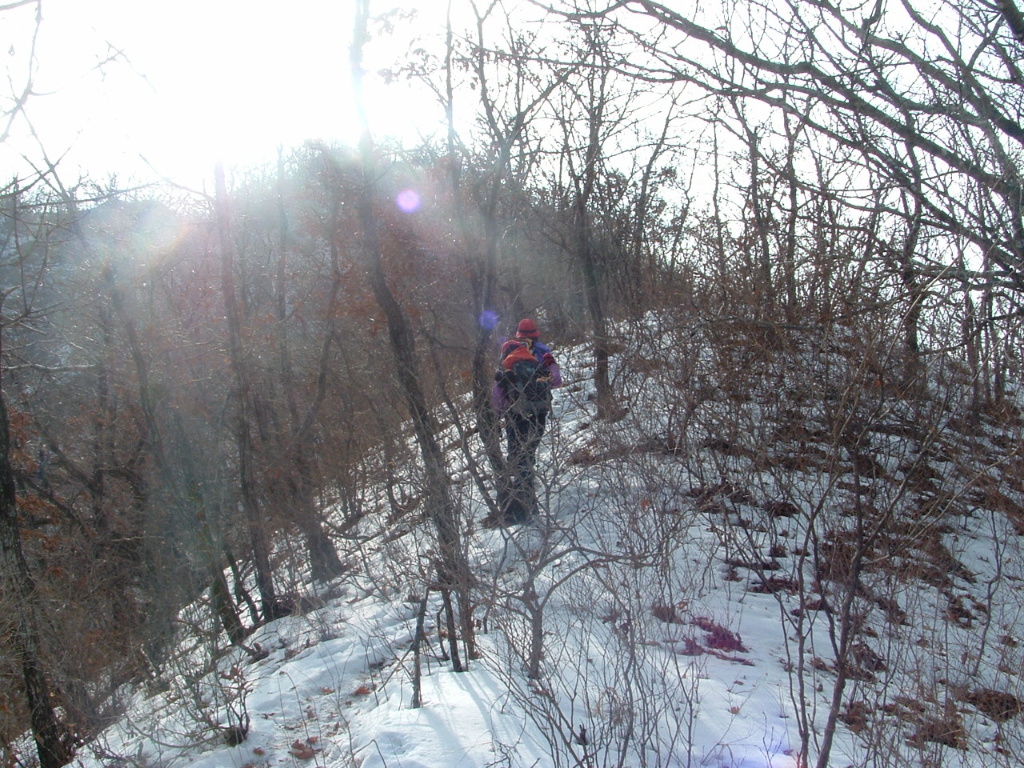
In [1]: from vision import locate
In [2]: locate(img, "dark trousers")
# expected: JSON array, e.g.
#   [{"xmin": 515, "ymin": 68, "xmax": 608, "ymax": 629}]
[{"xmin": 500, "ymin": 411, "xmax": 547, "ymax": 522}]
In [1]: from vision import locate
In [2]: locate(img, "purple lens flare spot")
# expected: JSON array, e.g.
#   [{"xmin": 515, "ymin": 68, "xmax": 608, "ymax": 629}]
[
  {"xmin": 479, "ymin": 310, "xmax": 499, "ymax": 330},
  {"xmin": 396, "ymin": 189, "xmax": 421, "ymax": 212}
]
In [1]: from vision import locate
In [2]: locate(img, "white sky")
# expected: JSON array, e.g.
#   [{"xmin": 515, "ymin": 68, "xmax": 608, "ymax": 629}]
[{"xmin": 1, "ymin": 0, "xmax": 449, "ymax": 190}]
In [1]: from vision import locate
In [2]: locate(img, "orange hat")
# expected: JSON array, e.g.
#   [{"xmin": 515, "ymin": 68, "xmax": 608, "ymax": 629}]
[{"xmin": 516, "ymin": 318, "xmax": 540, "ymax": 339}]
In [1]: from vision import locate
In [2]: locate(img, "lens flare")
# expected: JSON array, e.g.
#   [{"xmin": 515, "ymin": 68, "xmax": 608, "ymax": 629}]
[
  {"xmin": 479, "ymin": 310, "xmax": 499, "ymax": 330},
  {"xmin": 395, "ymin": 189, "xmax": 421, "ymax": 212}
]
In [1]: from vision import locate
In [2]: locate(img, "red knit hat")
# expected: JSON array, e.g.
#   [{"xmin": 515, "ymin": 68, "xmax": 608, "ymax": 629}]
[{"xmin": 516, "ymin": 318, "xmax": 540, "ymax": 339}]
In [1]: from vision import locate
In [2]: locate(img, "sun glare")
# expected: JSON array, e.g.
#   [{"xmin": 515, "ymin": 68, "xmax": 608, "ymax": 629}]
[{"xmin": 2, "ymin": 0, "xmax": 451, "ymax": 188}]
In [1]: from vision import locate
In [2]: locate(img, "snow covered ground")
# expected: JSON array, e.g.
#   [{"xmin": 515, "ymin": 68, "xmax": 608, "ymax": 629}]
[{"xmin": 66, "ymin": 322, "xmax": 1024, "ymax": 768}]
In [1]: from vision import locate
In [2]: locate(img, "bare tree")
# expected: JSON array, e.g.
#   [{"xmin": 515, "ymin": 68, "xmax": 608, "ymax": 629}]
[
  {"xmin": 583, "ymin": 0, "xmax": 1024, "ymax": 303},
  {"xmin": 268, "ymin": 150, "xmax": 346, "ymax": 583},
  {"xmin": 214, "ymin": 164, "xmax": 283, "ymax": 622},
  {"xmin": 351, "ymin": 0, "xmax": 476, "ymax": 666},
  {"xmin": 0, "ymin": 231, "xmax": 76, "ymax": 768},
  {"xmin": 0, "ymin": 394, "xmax": 74, "ymax": 768},
  {"xmin": 550, "ymin": 18, "xmax": 621, "ymax": 418},
  {"xmin": 0, "ymin": 3, "xmax": 85, "ymax": 763},
  {"xmin": 456, "ymin": 0, "xmax": 571, "ymax": 471}
]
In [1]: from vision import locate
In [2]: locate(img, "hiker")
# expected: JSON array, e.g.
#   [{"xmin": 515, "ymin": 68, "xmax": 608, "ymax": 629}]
[{"xmin": 488, "ymin": 318, "xmax": 563, "ymax": 525}]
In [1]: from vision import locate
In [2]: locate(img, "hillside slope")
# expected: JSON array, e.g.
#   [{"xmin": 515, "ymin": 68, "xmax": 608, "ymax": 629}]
[{"xmin": 66, "ymin": 319, "xmax": 1024, "ymax": 768}]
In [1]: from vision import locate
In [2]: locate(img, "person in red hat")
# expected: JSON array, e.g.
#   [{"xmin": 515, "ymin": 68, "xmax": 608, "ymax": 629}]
[{"xmin": 488, "ymin": 319, "xmax": 562, "ymax": 525}]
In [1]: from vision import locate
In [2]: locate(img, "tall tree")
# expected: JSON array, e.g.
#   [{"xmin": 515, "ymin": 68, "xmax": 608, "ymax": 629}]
[
  {"xmin": 214, "ymin": 164, "xmax": 282, "ymax": 622},
  {"xmin": 351, "ymin": 0, "xmax": 476, "ymax": 666},
  {"xmin": 550, "ymin": 17, "xmax": 627, "ymax": 417},
  {"xmin": 0, "ymin": 230, "xmax": 75, "ymax": 768},
  {"xmin": 0, "ymin": 4, "xmax": 87, "ymax": 760},
  {"xmin": 269, "ymin": 151, "xmax": 345, "ymax": 583},
  {"xmin": 446, "ymin": 0, "xmax": 571, "ymax": 469},
  {"xmin": 0, "ymin": 393, "xmax": 74, "ymax": 768}
]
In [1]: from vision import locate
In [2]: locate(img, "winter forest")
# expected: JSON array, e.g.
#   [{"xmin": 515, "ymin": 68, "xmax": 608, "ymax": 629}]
[{"xmin": 4, "ymin": 1, "xmax": 1024, "ymax": 767}]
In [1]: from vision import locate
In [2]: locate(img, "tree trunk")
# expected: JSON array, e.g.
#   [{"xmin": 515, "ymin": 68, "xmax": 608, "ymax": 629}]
[
  {"xmin": 411, "ymin": 592, "xmax": 429, "ymax": 708},
  {"xmin": 782, "ymin": 112, "xmax": 802, "ymax": 320},
  {"xmin": 0, "ymin": 392, "xmax": 74, "ymax": 768},
  {"xmin": 568, "ymin": 41, "xmax": 616, "ymax": 419},
  {"xmin": 274, "ymin": 150, "xmax": 345, "ymax": 582},
  {"xmin": 445, "ymin": 15, "xmax": 505, "ymax": 478},
  {"xmin": 211, "ymin": 564, "xmax": 247, "ymax": 645},
  {"xmin": 896, "ymin": 180, "xmax": 925, "ymax": 393},
  {"xmin": 351, "ymin": 0, "xmax": 476, "ymax": 664},
  {"xmin": 576, "ymin": 202, "xmax": 615, "ymax": 417},
  {"xmin": 214, "ymin": 163, "xmax": 281, "ymax": 622},
  {"xmin": 745, "ymin": 125, "xmax": 775, "ymax": 310},
  {"xmin": 469, "ymin": 187, "xmax": 505, "ymax": 476}
]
